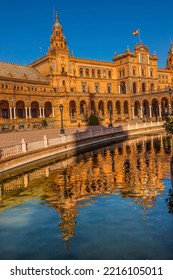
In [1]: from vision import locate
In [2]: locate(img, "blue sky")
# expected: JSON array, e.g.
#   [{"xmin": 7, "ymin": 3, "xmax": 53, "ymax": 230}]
[{"xmin": 0, "ymin": 0, "xmax": 172, "ymax": 68}]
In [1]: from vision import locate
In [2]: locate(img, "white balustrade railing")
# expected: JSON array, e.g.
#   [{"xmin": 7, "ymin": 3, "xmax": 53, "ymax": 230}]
[
  {"xmin": 0, "ymin": 122, "xmax": 164, "ymax": 160},
  {"xmin": 27, "ymin": 140, "xmax": 44, "ymax": 151},
  {"xmin": 1, "ymin": 144, "xmax": 22, "ymax": 158},
  {"xmin": 48, "ymin": 137, "xmax": 62, "ymax": 146}
]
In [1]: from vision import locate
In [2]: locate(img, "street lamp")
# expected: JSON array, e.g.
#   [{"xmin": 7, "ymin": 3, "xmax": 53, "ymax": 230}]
[
  {"xmin": 108, "ymin": 105, "xmax": 113, "ymax": 127},
  {"xmin": 169, "ymin": 88, "xmax": 172, "ymax": 115},
  {"xmin": 59, "ymin": 104, "xmax": 65, "ymax": 134}
]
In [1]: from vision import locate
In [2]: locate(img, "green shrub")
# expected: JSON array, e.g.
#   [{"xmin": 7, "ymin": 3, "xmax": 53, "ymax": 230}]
[
  {"xmin": 41, "ymin": 119, "xmax": 48, "ymax": 127},
  {"xmin": 88, "ymin": 115, "xmax": 100, "ymax": 126}
]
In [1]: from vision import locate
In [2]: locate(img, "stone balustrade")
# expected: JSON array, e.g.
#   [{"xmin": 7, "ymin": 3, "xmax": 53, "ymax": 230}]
[{"xmin": 0, "ymin": 121, "xmax": 164, "ymax": 160}]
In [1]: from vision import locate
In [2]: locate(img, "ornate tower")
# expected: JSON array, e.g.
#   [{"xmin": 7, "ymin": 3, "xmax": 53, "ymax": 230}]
[
  {"xmin": 49, "ymin": 10, "xmax": 69, "ymax": 55},
  {"xmin": 166, "ymin": 44, "xmax": 173, "ymax": 70}
]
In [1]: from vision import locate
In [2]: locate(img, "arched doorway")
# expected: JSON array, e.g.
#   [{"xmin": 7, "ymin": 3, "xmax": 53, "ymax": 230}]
[
  {"xmin": 80, "ymin": 100, "xmax": 86, "ymax": 115},
  {"xmin": 143, "ymin": 100, "xmax": 149, "ymax": 118},
  {"xmin": 91, "ymin": 100, "xmax": 96, "ymax": 115},
  {"xmin": 116, "ymin": 101, "xmax": 121, "ymax": 117},
  {"xmin": 0, "ymin": 100, "xmax": 9, "ymax": 119},
  {"xmin": 124, "ymin": 101, "xmax": 129, "ymax": 115},
  {"xmin": 151, "ymin": 99, "xmax": 159, "ymax": 119},
  {"xmin": 134, "ymin": 101, "xmax": 140, "ymax": 118},
  {"xmin": 45, "ymin": 102, "xmax": 52, "ymax": 118},
  {"xmin": 69, "ymin": 100, "xmax": 76, "ymax": 119},
  {"xmin": 107, "ymin": 100, "xmax": 112, "ymax": 113},
  {"xmin": 31, "ymin": 101, "xmax": 39, "ymax": 118},
  {"xmin": 98, "ymin": 100, "xmax": 104, "ymax": 117},
  {"xmin": 16, "ymin": 100, "xmax": 25, "ymax": 118},
  {"xmin": 161, "ymin": 98, "xmax": 169, "ymax": 116}
]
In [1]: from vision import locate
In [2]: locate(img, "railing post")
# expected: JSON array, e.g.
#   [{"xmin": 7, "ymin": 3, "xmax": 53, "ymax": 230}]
[
  {"xmin": 21, "ymin": 138, "xmax": 27, "ymax": 153},
  {"xmin": 43, "ymin": 135, "xmax": 48, "ymax": 147},
  {"xmin": 76, "ymin": 130, "xmax": 80, "ymax": 140},
  {"xmin": 61, "ymin": 134, "xmax": 67, "ymax": 143}
]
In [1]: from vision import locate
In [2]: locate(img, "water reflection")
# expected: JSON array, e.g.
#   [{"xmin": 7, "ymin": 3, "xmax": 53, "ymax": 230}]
[{"xmin": 0, "ymin": 134, "xmax": 172, "ymax": 255}]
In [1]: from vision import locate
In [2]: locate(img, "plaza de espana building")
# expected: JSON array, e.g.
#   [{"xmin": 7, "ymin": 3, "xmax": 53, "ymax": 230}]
[{"xmin": 1, "ymin": 11, "xmax": 173, "ymax": 130}]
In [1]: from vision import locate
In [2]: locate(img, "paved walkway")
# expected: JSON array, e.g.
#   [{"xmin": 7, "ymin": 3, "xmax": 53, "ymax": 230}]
[{"xmin": 0, "ymin": 124, "xmax": 124, "ymax": 148}]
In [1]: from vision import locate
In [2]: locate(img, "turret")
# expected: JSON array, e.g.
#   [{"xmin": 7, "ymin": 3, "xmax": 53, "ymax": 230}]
[
  {"xmin": 166, "ymin": 43, "xmax": 173, "ymax": 70},
  {"xmin": 49, "ymin": 10, "xmax": 69, "ymax": 55}
]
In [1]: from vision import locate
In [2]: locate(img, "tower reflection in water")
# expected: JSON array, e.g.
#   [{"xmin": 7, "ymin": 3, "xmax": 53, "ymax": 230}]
[{"xmin": 0, "ymin": 135, "xmax": 172, "ymax": 248}]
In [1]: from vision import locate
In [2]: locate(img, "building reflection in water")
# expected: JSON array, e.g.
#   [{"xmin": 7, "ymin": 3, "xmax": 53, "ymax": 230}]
[{"xmin": 0, "ymin": 134, "xmax": 172, "ymax": 247}]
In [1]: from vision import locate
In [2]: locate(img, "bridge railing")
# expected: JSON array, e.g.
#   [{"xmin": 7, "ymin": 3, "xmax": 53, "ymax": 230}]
[{"xmin": 0, "ymin": 121, "xmax": 164, "ymax": 160}]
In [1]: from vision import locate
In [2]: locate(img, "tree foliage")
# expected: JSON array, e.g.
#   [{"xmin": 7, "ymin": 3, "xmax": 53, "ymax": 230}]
[
  {"xmin": 88, "ymin": 115, "xmax": 100, "ymax": 126},
  {"xmin": 163, "ymin": 116, "xmax": 173, "ymax": 135}
]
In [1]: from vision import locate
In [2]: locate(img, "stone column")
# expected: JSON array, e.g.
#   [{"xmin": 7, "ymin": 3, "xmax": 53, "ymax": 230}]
[
  {"xmin": 29, "ymin": 107, "xmax": 31, "ymax": 118},
  {"xmin": 140, "ymin": 106, "xmax": 143, "ymax": 119},
  {"xmin": 132, "ymin": 107, "xmax": 135, "ymax": 119},
  {"xmin": 13, "ymin": 107, "xmax": 16, "ymax": 119},
  {"xmin": 158, "ymin": 104, "xmax": 162, "ymax": 118},
  {"xmin": 52, "ymin": 107, "xmax": 55, "ymax": 118},
  {"xmin": 149, "ymin": 105, "xmax": 152, "ymax": 118},
  {"xmin": 25, "ymin": 107, "xmax": 28, "ymax": 119},
  {"xmin": 43, "ymin": 107, "xmax": 45, "ymax": 118},
  {"xmin": 118, "ymin": 85, "xmax": 120, "ymax": 94},
  {"xmin": 39, "ymin": 107, "xmax": 42, "ymax": 118},
  {"xmin": 9, "ymin": 107, "xmax": 12, "ymax": 119},
  {"xmin": 169, "ymin": 104, "xmax": 171, "ymax": 115}
]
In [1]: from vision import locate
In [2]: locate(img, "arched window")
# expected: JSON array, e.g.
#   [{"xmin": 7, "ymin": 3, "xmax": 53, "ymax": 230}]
[
  {"xmin": 150, "ymin": 83, "xmax": 154, "ymax": 91},
  {"xmin": 92, "ymin": 69, "xmax": 95, "ymax": 78},
  {"xmin": 80, "ymin": 100, "xmax": 86, "ymax": 115},
  {"xmin": 98, "ymin": 100, "xmax": 104, "ymax": 116},
  {"xmin": 69, "ymin": 100, "xmax": 76, "ymax": 119},
  {"xmin": 86, "ymin": 69, "xmax": 90, "ymax": 77},
  {"xmin": 120, "ymin": 81, "xmax": 126, "ymax": 94},
  {"xmin": 108, "ymin": 71, "xmax": 112, "ymax": 78},
  {"xmin": 142, "ymin": 83, "xmax": 146, "ymax": 92},
  {"xmin": 133, "ymin": 82, "xmax": 137, "ymax": 94},
  {"xmin": 79, "ymin": 68, "xmax": 83, "ymax": 77},
  {"xmin": 124, "ymin": 101, "xmax": 129, "ymax": 114},
  {"xmin": 97, "ymin": 70, "xmax": 101, "ymax": 78},
  {"xmin": 116, "ymin": 101, "xmax": 121, "ymax": 114},
  {"xmin": 132, "ymin": 68, "xmax": 136, "ymax": 76}
]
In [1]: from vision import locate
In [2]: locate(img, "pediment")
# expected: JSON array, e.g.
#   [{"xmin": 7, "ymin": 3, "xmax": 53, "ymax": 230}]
[{"xmin": 135, "ymin": 44, "xmax": 149, "ymax": 53}]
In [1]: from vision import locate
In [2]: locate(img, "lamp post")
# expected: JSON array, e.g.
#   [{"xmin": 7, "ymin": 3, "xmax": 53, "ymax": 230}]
[
  {"xmin": 59, "ymin": 104, "xmax": 65, "ymax": 134},
  {"xmin": 169, "ymin": 88, "xmax": 172, "ymax": 115},
  {"xmin": 108, "ymin": 105, "xmax": 112, "ymax": 127}
]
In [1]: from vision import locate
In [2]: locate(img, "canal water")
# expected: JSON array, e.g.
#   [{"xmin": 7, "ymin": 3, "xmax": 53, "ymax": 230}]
[{"xmin": 0, "ymin": 134, "xmax": 172, "ymax": 260}]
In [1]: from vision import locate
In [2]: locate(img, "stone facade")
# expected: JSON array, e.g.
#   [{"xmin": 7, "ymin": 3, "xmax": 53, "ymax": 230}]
[{"xmin": 1, "ymin": 10, "xmax": 173, "ymax": 130}]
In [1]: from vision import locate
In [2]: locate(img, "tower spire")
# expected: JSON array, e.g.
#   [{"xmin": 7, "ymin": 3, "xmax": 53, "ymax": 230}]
[{"xmin": 55, "ymin": 9, "xmax": 58, "ymax": 22}]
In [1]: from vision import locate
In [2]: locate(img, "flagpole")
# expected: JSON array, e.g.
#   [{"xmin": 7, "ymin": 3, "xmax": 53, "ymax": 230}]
[{"xmin": 138, "ymin": 28, "xmax": 141, "ymax": 44}]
